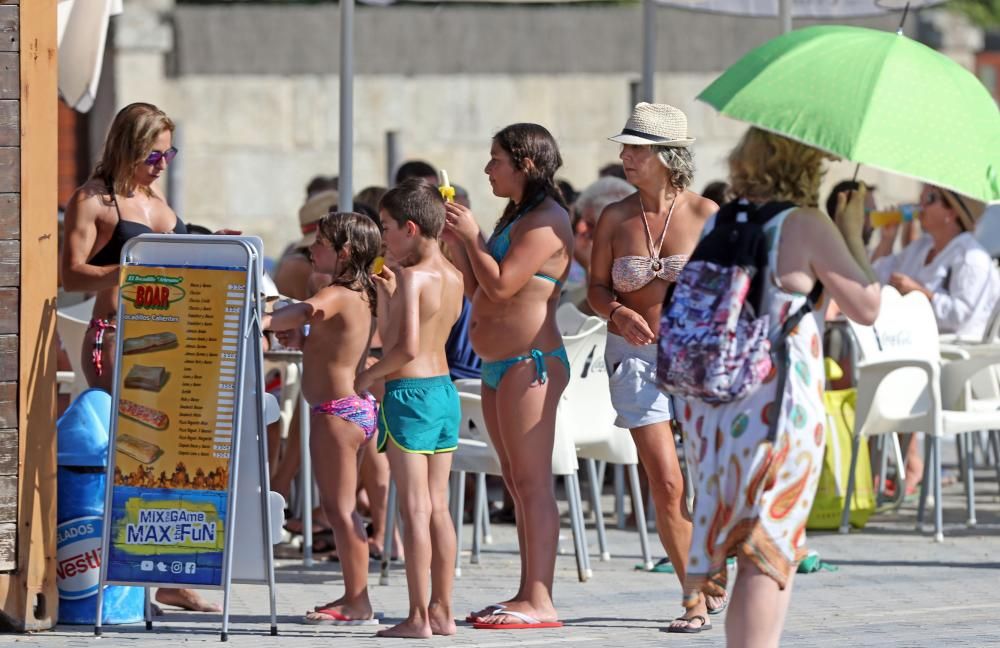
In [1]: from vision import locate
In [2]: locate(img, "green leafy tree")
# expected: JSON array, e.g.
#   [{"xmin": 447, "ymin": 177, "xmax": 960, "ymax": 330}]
[{"xmin": 949, "ymin": 0, "xmax": 1000, "ymax": 28}]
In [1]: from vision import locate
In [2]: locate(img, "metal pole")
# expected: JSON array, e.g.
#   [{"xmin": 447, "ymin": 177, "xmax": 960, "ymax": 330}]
[
  {"xmin": 299, "ymin": 387, "xmax": 313, "ymax": 567},
  {"xmin": 641, "ymin": 0, "xmax": 656, "ymax": 102},
  {"xmin": 778, "ymin": 0, "xmax": 792, "ymax": 34},
  {"xmin": 167, "ymin": 122, "xmax": 184, "ymax": 217},
  {"xmin": 386, "ymin": 130, "xmax": 400, "ymax": 187},
  {"xmin": 339, "ymin": 0, "xmax": 355, "ymax": 211}
]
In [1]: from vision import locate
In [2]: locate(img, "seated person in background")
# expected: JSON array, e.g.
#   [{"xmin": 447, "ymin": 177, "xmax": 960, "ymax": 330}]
[
  {"xmin": 307, "ymin": 174, "xmax": 339, "ymax": 198},
  {"xmin": 872, "ymin": 186, "xmax": 1000, "ymax": 498},
  {"xmin": 394, "ymin": 159, "xmax": 439, "ymax": 186},
  {"xmin": 599, "ymin": 161, "xmax": 628, "ymax": 181},
  {"xmin": 567, "ymin": 176, "xmax": 635, "ymax": 312},
  {"xmin": 275, "ymin": 190, "xmax": 339, "ymax": 301},
  {"xmin": 442, "ymin": 183, "xmax": 481, "ymax": 381},
  {"xmin": 699, "ymin": 180, "xmax": 729, "ymax": 208},
  {"xmin": 975, "ymin": 203, "xmax": 1000, "ymax": 260},
  {"xmin": 872, "ymin": 186, "xmax": 1000, "ymax": 340},
  {"xmin": 355, "ymin": 186, "xmax": 388, "ymax": 214}
]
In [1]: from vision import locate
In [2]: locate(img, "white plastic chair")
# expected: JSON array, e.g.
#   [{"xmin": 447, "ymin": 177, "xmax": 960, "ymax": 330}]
[
  {"xmin": 841, "ymin": 289, "xmax": 1000, "ymax": 541},
  {"xmin": 555, "ymin": 317, "xmax": 654, "ymax": 569},
  {"xmin": 447, "ymin": 381, "xmax": 592, "ymax": 583},
  {"xmin": 55, "ymin": 296, "xmax": 97, "ymax": 400},
  {"xmin": 261, "ymin": 352, "xmax": 302, "ymax": 441}
]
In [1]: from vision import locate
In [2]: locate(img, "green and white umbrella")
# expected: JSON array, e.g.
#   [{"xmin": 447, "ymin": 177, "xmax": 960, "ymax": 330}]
[{"xmin": 698, "ymin": 24, "xmax": 1000, "ymax": 202}]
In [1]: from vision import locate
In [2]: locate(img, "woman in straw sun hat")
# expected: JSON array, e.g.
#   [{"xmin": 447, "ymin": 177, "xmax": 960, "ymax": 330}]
[
  {"xmin": 870, "ymin": 185, "xmax": 1000, "ymax": 500},
  {"xmin": 587, "ymin": 102, "xmax": 720, "ymax": 632},
  {"xmin": 873, "ymin": 186, "xmax": 1000, "ymax": 341}
]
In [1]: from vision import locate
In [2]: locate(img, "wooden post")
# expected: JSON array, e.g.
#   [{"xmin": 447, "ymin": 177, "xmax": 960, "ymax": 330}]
[{"xmin": 0, "ymin": 0, "xmax": 58, "ymax": 631}]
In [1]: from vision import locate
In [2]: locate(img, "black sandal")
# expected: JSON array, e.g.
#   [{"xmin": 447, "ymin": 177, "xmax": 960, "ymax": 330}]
[{"xmin": 666, "ymin": 615, "xmax": 712, "ymax": 634}]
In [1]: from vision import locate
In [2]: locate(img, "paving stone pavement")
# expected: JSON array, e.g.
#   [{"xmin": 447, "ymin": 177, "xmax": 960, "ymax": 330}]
[{"xmin": 10, "ymin": 473, "xmax": 1000, "ymax": 647}]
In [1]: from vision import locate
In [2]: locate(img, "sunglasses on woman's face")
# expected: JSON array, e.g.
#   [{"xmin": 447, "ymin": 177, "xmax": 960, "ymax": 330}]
[
  {"xmin": 921, "ymin": 191, "xmax": 941, "ymax": 207},
  {"xmin": 144, "ymin": 146, "xmax": 178, "ymax": 166}
]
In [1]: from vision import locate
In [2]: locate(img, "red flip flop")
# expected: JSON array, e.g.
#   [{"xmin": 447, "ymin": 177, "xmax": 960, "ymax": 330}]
[
  {"xmin": 304, "ymin": 608, "xmax": 379, "ymax": 626},
  {"xmin": 465, "ymin": 603, "xmax": 505, "ymax": 623},
  {"xmin": 473, "ymin": 609, "xmax": 563, "ymax": 630}
]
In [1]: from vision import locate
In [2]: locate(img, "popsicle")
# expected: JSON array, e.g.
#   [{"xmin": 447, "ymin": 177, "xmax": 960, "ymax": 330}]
[{"xmin": 439, "ymin": 169, "xmax": 456, "ymax": 203}]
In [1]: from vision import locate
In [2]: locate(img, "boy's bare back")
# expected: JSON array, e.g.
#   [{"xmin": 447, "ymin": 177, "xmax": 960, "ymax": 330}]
[
  {"xmin": 300, "ymin": 284, "xmax": 373, "ymax": 404},
  {"xmin": 378, "ymin": 252, "xmax": 462, "ymax": 381}
]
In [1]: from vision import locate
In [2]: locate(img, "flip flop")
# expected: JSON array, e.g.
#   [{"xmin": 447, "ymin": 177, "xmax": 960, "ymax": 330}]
[
  {"xmin": 304, "ymin": 607, "xmax": 380, "ymax": 626},
  {"xmin": 473, "ymin": 609, "xmax": 563, "ymax": 630},
  {"xmin": 666, "ymin": 615, "xmax": 711, "ymax": 634},
  {"xmin": 707, "ymin": 594, "xmax": 729, "ymax": 615},
  {"xmin": 465, "ymin": 603, "xmax": 505, "ymax": 623}
]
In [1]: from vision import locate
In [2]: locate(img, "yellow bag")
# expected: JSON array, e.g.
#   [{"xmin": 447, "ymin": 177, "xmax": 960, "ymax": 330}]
[{"xmin": 807, "ymin": 388, "xmax": 875, "ymax": 530}]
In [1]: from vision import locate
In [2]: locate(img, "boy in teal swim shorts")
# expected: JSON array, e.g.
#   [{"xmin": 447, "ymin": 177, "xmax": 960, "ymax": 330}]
[{"xmin": 355, "ymin": 178, "xmax": 464, "ymax": 638}]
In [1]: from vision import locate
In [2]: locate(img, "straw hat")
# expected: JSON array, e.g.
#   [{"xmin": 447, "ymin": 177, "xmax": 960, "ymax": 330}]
[
  {"xmin": 296, "ymin": 189, "xmax": 338, "ymax": 248},
  {"xmin": 609, "ymin": 102, "xmax": 695, "ymax": 148},
  {"xmin": 941, "ymin": 189, "xmax": 986, "ymax": 232}
]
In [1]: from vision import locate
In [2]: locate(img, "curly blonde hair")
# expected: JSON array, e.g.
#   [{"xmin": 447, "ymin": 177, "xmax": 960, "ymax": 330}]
[{"xmin": 728, "ymin": 128, "xmax": 832, "ymax": 207}]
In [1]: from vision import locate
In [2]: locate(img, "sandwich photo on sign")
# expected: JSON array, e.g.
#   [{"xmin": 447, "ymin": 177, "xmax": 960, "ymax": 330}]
[
  {"xmin": 122, "ymin": 331, "xmax": 178, "ymax": 355},
  {"xmin": 123, "ymin": 364, "xmax": 169, "ymax": 392},
  {"xmin": 115, "ymin": 434, "xmax": 164, "ymax": 465},
  {"xmin": 118, "ymin": 398, "xmax": 170, "ymax": 431}
]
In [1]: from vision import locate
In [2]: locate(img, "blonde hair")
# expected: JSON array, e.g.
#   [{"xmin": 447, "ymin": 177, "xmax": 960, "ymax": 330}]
[
  {"xmin": 92, "ymin": 103, "xmax": 175, "ymax": 198},
  {"xmin": 727, "ymin": 128, "xmax": 831, "ymax": 207}
]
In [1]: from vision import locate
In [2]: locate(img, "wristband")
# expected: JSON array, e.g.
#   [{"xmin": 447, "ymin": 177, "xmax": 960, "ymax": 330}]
[{"xmin": 609, "ymin": 304, "xmax": 625, "ymax": 323}]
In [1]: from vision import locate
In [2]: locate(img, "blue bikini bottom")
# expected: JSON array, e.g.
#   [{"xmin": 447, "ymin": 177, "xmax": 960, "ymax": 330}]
[{"xmin": 480, "ymin": 346, "xmax": 570, "ymax": 390}]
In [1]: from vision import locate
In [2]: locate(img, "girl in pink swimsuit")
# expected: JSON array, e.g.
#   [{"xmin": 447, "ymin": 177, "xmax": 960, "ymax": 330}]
[{"xmin": 263, "ymin": 212, "xmax": 383, "ymax": 626}]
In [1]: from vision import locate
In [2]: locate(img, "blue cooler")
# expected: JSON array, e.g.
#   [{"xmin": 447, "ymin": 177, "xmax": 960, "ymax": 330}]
[{"xmin": 57, "ymin": 388, "xmax": 144, "ymax": 625}]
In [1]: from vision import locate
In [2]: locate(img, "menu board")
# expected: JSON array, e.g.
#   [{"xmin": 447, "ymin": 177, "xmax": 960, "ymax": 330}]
[{"xmin": 105, "ymin": 265, "xmax": 248, "ymax": 587}]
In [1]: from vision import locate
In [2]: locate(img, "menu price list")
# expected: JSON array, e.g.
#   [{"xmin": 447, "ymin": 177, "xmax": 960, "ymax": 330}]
[{"xmin": 178, "ymin": 280, "xmax": 246, "ymax": 464}]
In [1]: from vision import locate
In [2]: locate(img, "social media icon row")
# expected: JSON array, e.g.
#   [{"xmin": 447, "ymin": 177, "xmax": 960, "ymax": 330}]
[{"xmin": 139, "ymin": 560, "xmax": 196, "ymax": 575}]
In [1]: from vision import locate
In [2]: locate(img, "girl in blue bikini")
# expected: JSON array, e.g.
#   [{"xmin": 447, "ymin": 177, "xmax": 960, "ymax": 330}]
[{"xmin": 443, "ymin": 123, "xmax": 572, "ymax": 630}]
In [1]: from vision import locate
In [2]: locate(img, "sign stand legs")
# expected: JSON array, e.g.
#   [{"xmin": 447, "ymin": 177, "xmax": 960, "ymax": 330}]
[
  {"xmin": 145, "ymin": 586, "xmax": 153, "ymax": 630},
  {"xmin": 299, "ymin": 387, "xmax": 313, "ymax": 567}
]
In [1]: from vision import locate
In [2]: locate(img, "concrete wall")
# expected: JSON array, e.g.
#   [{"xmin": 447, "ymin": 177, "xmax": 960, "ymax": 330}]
[{"xmin": 110, "ymin": 0, "xmax": 945, "ymax": 257}]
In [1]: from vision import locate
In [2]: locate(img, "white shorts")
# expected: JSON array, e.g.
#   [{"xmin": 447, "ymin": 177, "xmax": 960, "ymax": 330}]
[{"xmin": 604, "ymin": 332, "xmax": 675, "ymax": 430}]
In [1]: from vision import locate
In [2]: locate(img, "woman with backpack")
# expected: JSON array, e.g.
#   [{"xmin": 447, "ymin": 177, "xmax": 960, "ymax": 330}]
[
  {"xmin": 587, "ymin": 103, "xmax": 720, "ymax": 632},
  {"xmin": 667, "ymin": 127, "xmax": 880, "ymax": 647}
]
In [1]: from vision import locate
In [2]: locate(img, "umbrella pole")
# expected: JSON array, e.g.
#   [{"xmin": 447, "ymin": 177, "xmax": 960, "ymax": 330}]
[
  {"xmin": 897, "ymin": 2, "xmax": 910, "ymax": 35},
  {"xmin": 339, "ymin": 0, "xmax": 355, "ymax": 212},
  {"xmin": 778, "ymin": 0, "xmax": 792, "ymax": 34},
  {"xmin": 641, "ymin": 0, "xmax": 655, "ymax": 102}
]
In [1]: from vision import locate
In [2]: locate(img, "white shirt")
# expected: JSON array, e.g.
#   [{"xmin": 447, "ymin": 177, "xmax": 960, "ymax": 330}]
[{"xmin": 873, "ymin": 233, "xmax": 1000, "ymax": 340}]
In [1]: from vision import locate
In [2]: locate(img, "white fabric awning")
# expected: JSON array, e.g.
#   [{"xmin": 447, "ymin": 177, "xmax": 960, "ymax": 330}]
[{"xmin": 57, "ymin": 0, "xmax": 123, "ymax": 113}]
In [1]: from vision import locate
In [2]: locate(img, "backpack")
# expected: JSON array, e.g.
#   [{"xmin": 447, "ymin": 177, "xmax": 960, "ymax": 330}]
[{"xmin": 657, "ymin": 199, "xmax": 822, "ymax": 429}]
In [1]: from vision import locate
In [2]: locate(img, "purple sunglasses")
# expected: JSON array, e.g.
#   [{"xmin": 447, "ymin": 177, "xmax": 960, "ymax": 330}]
[{"xmin": 144, "ymin": 146, "xmax": 178, "ymax": 166}]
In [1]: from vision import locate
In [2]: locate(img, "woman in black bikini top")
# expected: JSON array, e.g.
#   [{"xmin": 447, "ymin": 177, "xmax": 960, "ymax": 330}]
[
  {"xmin": 63, "ymin": 102, "xmax": 186, "ymax": 390},
  {"xmin": 61, "ymin": 104, "xmax": 223, "ymax": 616}
]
